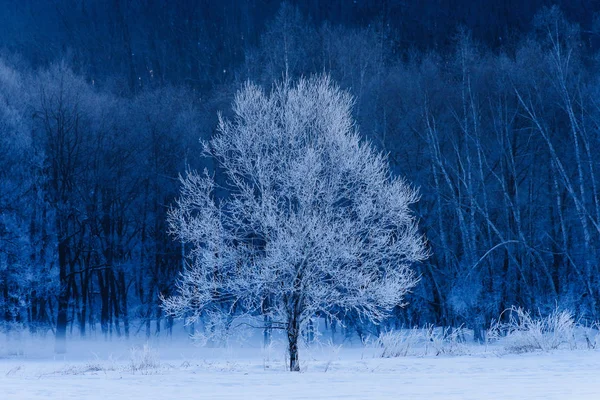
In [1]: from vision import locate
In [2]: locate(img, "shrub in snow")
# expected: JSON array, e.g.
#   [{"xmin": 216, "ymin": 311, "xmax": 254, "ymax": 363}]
[
  {"xmin": 582, "ymin": 322, "xmax": 600, "ymax": 349},
  {"xmin": 377, "ymin": 329, "xmax": 421, "ymax": 358},
  {"xmin": 377, "ymin": 325, "xmax": 467, "ymax": 357},
  {"xmin": 322, "ymin": 342, "xmax": 342, "ymax": 372},
  {"xmin": 422, "ymin": 325, "xmax": 468, "ymax": 356},
  {"xmin": 129, "ymin": 343, "xmax": 160, "ymax": 373},
  {"xmin": 163, "ymin": 76, "xmax": 428, "ymax": 371},
  {"xmin": 487, "ymin": 306, "xmax": 576, "ymax": 353}
]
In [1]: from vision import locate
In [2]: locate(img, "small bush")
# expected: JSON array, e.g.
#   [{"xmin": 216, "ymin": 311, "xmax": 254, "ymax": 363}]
[
  {"xmin": 422, "ymin": 325, "xmax": 468, "ymax": 356},
  {"xmin": 129, "ymin": 343, "xmax": 160, "ymax": 373},
  {"xmin": 582, "ymin": 322, "xmax": 600, "ymax": 349},
  {"xmin": 376, "ymin": 329, "xmax": 421, "ymax": 358},
  {"xmin": 376, "ymin": 325, "xmax": 467, "ymax": 357},
  {"xmin": 487, "ymin": 306, "xmax": 576, "ymax": 353}
]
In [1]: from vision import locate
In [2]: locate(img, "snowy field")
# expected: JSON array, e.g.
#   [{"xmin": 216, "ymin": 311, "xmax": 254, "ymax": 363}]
[{"xmin": 2, "ymin": 334, "xmax": 600, "ymax": 399}]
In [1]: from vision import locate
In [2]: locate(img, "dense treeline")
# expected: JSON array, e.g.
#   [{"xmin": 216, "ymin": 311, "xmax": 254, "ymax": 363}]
[
  {"xmin": 1, "ymin": 1, "xmax": 600, "ymax": 347},
  {"xmin": 0, "ymin": 62, "xmax": 207, "ymax": 351}
]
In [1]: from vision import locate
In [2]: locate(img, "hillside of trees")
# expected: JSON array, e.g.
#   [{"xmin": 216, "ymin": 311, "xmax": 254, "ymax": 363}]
[{"xmin": 1, "ymin": 1, "xmax": 600, "ymax": 347}]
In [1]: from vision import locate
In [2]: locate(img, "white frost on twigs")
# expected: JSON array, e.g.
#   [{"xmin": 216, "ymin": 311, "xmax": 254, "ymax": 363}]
[{"xmin": 163, "ymin": 75, "xmax": 428, "ymax": 337}]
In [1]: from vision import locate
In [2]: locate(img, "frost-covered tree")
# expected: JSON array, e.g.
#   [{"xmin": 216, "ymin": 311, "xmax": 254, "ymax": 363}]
[{"xmin": 163, "ymin": 76, "xmax": 428, "ymax": 371}]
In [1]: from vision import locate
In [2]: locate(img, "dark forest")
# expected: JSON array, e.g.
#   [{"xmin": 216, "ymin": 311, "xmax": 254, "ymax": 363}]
[{"xmin": 1, "ymin": 0, "xmax": 600, "ymax": 350}]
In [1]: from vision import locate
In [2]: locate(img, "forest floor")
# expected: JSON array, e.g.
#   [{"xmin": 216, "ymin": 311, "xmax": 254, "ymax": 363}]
[{"xmin": 1, "ymin": 336, "xmax": 600, "ymax": 399}]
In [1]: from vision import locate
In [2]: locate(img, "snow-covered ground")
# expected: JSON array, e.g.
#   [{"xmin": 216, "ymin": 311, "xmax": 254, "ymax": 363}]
[{"xmin": 1, "ymin": 335, "xmax": 600, "ymax": 399}]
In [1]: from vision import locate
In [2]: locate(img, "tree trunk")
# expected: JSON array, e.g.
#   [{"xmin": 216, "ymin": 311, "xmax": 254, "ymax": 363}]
[
  {"xmin": 263, "ymin": 314, "xmax": 271, "ymax": 347},
  {"xmin": 262, "ymin": 297, "xmax": 272, "ymax": 347},
  {"xmin": 110, "ymin": 273, "xmax": 122, "ymax": 337},
  {"xmin": 55, "ymin": 239, "xmax": 69, "ymax": 354},
  {"xmin": 118, "ymin": 270, "xmax": 130, "ymax": 338},
  {"xmin": 287, "ymin": 318, "xmax": 300, "ymax": 372},
  {"xmin": 98, "ymin": 271, "xmax": 109, "ymax": 337}
]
